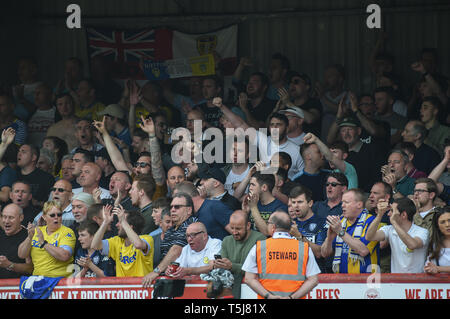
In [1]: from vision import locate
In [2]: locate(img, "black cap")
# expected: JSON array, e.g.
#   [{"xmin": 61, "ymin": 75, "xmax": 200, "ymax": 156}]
[
  {"xmin": 338, "ymin": 116, "xmax": 361, "ymax": 128},
  {"xmin": 197, "ymin": 166, "xmax": 226, "ymax": 185}
]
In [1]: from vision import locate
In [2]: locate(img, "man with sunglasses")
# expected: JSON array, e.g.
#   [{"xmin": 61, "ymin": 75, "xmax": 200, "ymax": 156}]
[
  {"xmin": 142, "ymin": 192, "xmax": 198, "ymax": 288},
  {"xmin": 33, "ymin": 179, "xmax": 75, "ymax": 228},
  {"xmin": 167, "ymin": 222, "xmax": 222, "ymax": 278},
  {"xmin": 312, "ymin": 172, "xmax": 348, "ymax": 219}
]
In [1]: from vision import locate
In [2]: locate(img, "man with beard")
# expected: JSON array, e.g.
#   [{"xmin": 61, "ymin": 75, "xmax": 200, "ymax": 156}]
[
  {"xmin": 279, "ymin": 106, "xmax": 306, "ymax": 146},
  {"xmin": 91, "ymin": 205, "xmax": 154, "ymax": 277},
  {"xmin": 262, "ymin": 113, "xmax": 304, "ymax": 180},
  {"xmin": 412, "ymin": 177, "xmax": 439, "ymax": 237},
  {"xmin": 288, "ymin": 186, "xmax": 329, "ymax": 272},
  {"xmin": 336, "ymin": 116, "xmax": 385, "ymax": 193},
  {"xmin": 129, "ymin": 174, "xmax": 158, "ymax": 234},
  {"xmin": 213, "ymin": 210, "xmax": 266, "ymax": 298}
]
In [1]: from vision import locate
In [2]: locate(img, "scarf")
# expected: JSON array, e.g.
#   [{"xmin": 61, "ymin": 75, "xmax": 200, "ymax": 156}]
[{"xmin": 332, "ymin": 209, "xmax": 369, "ymax": 273}]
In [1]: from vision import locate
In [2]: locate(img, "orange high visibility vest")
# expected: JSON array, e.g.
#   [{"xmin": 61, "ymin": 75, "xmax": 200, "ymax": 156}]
[{"xmin": 256, "ymin": 237, "xmax": 308, "ymax": 298}]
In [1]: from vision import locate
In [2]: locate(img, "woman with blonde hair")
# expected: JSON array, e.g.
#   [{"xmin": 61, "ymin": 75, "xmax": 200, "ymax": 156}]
[{"xmin": 18, "ymin": 200, "xmax": 76, "ymax": 277}]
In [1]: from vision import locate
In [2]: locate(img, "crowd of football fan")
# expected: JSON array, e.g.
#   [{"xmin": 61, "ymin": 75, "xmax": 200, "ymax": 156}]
[{"xmin": 0, "ymin": 41, "xmax": 449, "ymax": 298}]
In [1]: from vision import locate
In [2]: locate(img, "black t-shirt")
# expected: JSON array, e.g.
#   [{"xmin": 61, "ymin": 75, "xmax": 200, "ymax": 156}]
[
  {"xmin": 0, "ymin": 228, "xmax": 28, "ymax": 279},
  {"xmin": 245, "ymin": 97, "xmax": 277, "ymax": 124},
  {"xmin": 297, "ymin": 98, "xmax": 323, "ymax": 137},
  {"xmin": 195, "ymin": 103, "xmax": 223, "ymax": 128},
  {"xmin": 346, "ymin": 141, "xmax": 386, "ymax": 193},
  {"xmin": 293, "ymin": 170, "xmax": 329, "ymax": 202},
  {"xmin": 16, "ymin": 168, "xmax": 54, "ymax": 203}
]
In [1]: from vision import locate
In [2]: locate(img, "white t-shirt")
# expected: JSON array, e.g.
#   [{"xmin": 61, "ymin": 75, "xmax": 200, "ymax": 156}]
[
  {"xmin": 225, "ymin": 165, "xmax": 250, "ymax": 196},
  {"xmin": 380, "ymin": 223, "xmax": 429, "ymax": 273},
  {"xmin": 257, "ymin": 132, "xmax": 304, "ymax": 180},
  {"xmin": 176, "ymin": 236, "xmax": 222, "ymax": 268},
  {"xmin": 287, "ymin": 132, "xmax": 306, "ymax": 147},
  {"xmin": 428, "ymin": 248, "xmax": 450, "ymax": 267},
  {"xmin": 242, "ymin": 232, "xmax": 321, "ymax": 277}
]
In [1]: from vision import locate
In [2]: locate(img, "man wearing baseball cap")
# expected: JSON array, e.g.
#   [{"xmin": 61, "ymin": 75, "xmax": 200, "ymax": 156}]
[
  {"xmin": 336, "ymin": 116, "xmax": 385, "ymax": 192},
  {"xmin": 98, "ymin": 104, "xmax": 132, "ymax": 146},
  {"xmin": 198, "ymin": 166, "xmax": 241, "ymax": 211},
  {"xmin": 279, "ymin": 106, "xmax": 306, "ymax": 146}
]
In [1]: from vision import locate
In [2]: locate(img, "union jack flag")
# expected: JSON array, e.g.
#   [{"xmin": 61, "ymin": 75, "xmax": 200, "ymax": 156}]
[{"xmin": 86, "ymin": 27, "xmax": 173, "ymax": 79}]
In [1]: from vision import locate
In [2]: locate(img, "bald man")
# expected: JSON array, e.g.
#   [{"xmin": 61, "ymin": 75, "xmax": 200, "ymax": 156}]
[
  {"xmin": 166, "ymin": 166, "xmax": 186, "ymax": 196},
  {"xmin": 33, "ymin": 179, "xmax": 75, "ymax": 227},
  {"xmin": 73, "ymin": 163, "xmax": 111, "ymax": 200},
  {"xmin": 243, "ymin": 210, "xmax": 320, "ymax": 299},
  {"xmin": 214, "ymin": 210, "xmax": 267, "ymax": 298},
  {"xmin": 169, "ymin": 222, "xmax": 222, "ymax": 278},
  {"xmin": 0, "ymin": 204, "xmax": 33, "ymax": 278}
]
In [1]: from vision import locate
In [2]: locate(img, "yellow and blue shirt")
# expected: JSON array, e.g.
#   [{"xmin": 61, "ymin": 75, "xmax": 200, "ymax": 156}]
[
  {"xmin": 30, "ymin": 225, "xmax": 76, "ymax": 278},
  {"xmin": 332, "ymin": 213, "xmax": 380, "ymax": 274},
  {"xmin": 102, "ymin": 235, "xmax": 154, "ymax": 277}
]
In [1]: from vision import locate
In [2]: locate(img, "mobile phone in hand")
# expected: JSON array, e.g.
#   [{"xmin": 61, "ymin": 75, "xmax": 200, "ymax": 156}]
[{"xmin": 214, "ymin": 254, "xmax": 222, "ymax": 260}]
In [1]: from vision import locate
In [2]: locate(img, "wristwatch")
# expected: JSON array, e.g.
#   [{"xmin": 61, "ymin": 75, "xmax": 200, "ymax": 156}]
[
  {"xmin": 153, "ymin": 266, "xmax": 162, "ymax": 275},
  {"xmin": 338, "ymin": 229, "xmax": 346, "ymax": 237},
  {"xmin": 40, "ymin": 240, "xmax": 48, "ymax": 249}
]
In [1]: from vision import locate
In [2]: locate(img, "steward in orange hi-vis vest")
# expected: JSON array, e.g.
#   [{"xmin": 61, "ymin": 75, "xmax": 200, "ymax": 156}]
[{"xmin": 256, "ymin": 237, "xmax": 308, "ymax": 298}]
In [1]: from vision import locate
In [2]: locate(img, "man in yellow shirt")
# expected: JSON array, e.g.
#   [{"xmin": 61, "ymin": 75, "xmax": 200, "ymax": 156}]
[{"xmin": 91, "ymin": 204, "xmax": 154, "ymax": 277}]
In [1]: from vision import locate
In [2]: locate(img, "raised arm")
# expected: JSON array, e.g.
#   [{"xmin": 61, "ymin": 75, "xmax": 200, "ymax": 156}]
[
  {"xmin": 114, "ymin": 205, "xmax": 149, "ymax": 253},
  {"xmin": 93, "ymin": 117, "xmax": 132, "ymax": 174},
  {"xmin": 91, "ymin": 205, "xmax": 114, "ymax": 251},
  {"xmin": 304, "ymin": 132, "xmax": 346, "ymax": 173},
  {"xmin": 365, "ymin": 200, "xmax": 389, "ymax": 242},
  {"xmin": 428, "ymin": 146, "xmax": 450, "ymax": 195},
  {"xmin": 213, "ymin": 97, "xmax": 249, "ymax": 130},
  {"xmin": 139, "ymin": 115, "xmax": 165, "ymax": 186}
]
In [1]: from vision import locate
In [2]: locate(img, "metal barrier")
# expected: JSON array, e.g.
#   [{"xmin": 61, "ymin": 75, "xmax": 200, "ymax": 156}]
[{"xmin": 0, "ymin": 273, "xmax": 449, "ymax": 299}]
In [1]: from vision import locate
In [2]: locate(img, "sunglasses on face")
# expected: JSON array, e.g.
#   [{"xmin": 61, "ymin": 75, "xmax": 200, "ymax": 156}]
[
  {"xmin": 51, "ymin": 187, "xmax": 67, "ymax": 193},
  {"xmin": 133, "ymin": 162, "xmax": 150, "ymax": 168},
  {"xmin": 47, "ymin": 213, "xmax": 63, "ymax": 218},
  {"xmin": 170, "ymin": 204, "xmax": 189, "ymax": 210},
  {"xmin": 186, "ymin": 231, "xmax": 204, "ymax": 240},
  {"xmin": 326, "ymin": 182, "xmax": 343, "ymax": 187}
]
